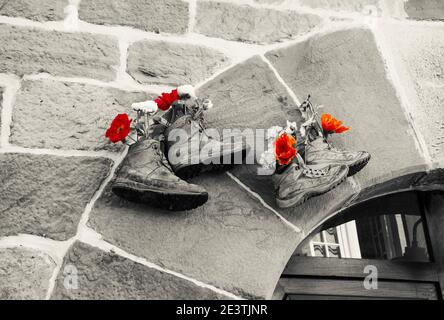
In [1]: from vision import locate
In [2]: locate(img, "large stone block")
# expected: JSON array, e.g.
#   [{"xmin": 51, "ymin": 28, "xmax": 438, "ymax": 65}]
[
  {"xmin": 0, "ymin": 153, "xmax": 112, "ymax": 240},
  {"xmin": 198, "ymin": 55, "xmax": 300, "ymax": 132},
  {"xmin": 51, "ymin": 241, "xmax": 226, "ymax": 299},
  {"xmin": 0, "ymin": 24, "xmax": 119, "ymax": 81},
  {"xmin": 405, "ymin": 0, "xmax": 444, "ymax": 20},
  {"xmin": 79, "ymin": 0, "xmax": 189, "ymax": 34},
  {"xmin": 195, "ymin": 1, "xmax": 322, "ymax": 44},
  {"xmin": 11, "ymin": 80, "xmax": 151, "ymax": 152},
  {"xmin": 0, "ymin": 247, "xmax": 56, "ymax": 299},
  {"xmin": 378, "ymin": 22, "xmax": 444, "ymax": 163},
  {"xmin": 0, "ymin": 0, "xmax": 66, "ymax": 21},
  {"xmin": 266, "ymin": 28, "xmax": 425, "ymax": 188},
  {"xmin": 127, "ymin": 40, "xmax": 228, "ymax": 86},
  {"xmin": 89, "ymin": 173, "xmax": 300, "ymax": 299}
]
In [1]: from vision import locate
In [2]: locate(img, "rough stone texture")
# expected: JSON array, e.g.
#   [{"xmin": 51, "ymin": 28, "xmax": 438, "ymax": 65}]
[
  {"xmin": 52, "ymin": 241, "xmax": 227, "ymax": 300},
  {"xmin": 195, "ymin": 1, "xmax": 323, "ymax": 44},
  {"xmin": 0, "ymin": 24, "xmax": 119, "ymax": 81},
  {"xmin": 0, "ymin": 153, "xmax": 112, "ymax": 240},
  {"xmin": 379, "ymin": 23, "xmax": 444, "ymax": 163},
  {"xmin": 127, "ymin": 40, "xmax": 229, "ymax": 86},
  {"xmin": 0, "ymin": 247, "xmax": 56, "ymax": 299},
  {"xmin": 89, "ymin": 173, "xmax": 300, "ymax": 299},
  {"xmin": 266, "ymin": 28, "xmax": 425, "ymax": 188},
  {"xmin": 0, "ymin": 0, "xmax": 66, "ymax": 21},
  {"xmin": 79, "ymin": 0, "xmax": 189, "ymax": 34},
  {"xmin": 299, "ymin": 0, "xmax": 381, "ymax": 14},
  {"xmin": 198, "ymin": 55, "xmax": 300, "ymax": 131},
  {"xmin": 11, "ymin": 80, "xmax": 151, "ymax": 152},
  {"xmin": 405, "ymin": 0, "xmax": 444, "ymax": 20},
  {"xmin": 230, "ymin": 165, "xmax": 358, "ymax": 233}
]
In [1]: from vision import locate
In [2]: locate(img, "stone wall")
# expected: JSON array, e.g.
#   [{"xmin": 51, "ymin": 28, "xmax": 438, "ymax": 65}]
[{"xmin": 0, "ymin": 0, "xmax": 443, "ymax": 300}]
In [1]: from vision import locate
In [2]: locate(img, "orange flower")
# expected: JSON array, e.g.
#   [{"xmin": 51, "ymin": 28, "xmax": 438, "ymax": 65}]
[
  {"xmin": 321, "ymin": 113, "xmax": 350, "ymax": 134},
  {"xmin": 275, "ymin": 133, "xmax": 297, "ymax": 166}
]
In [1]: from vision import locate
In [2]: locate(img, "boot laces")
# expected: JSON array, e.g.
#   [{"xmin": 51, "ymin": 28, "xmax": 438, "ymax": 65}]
[
  {"xmin": 303, "ymin": 166, "xmax": 328, "ymax": 178},
  {"xmin": 151, "ymin": 140, "xmax": 173, "ymax": 173},
  {"xmin": 294, "ymin": 153, "xmax": 328, "ymax": 178}
]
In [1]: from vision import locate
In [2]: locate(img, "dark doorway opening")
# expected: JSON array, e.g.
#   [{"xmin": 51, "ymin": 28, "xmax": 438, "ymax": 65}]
[{"xmin": 274, "ymin": 191, "xmax": 444, "ymax": 300}]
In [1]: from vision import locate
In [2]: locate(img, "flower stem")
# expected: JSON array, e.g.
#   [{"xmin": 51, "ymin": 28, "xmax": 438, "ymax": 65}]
[
  {"xmin": 127, "ymin": 135, "xmax": 137, "ymax": 143},
  {"xmin": 145, "ymin": 113, "xmax": 149, "ymax": 138}
]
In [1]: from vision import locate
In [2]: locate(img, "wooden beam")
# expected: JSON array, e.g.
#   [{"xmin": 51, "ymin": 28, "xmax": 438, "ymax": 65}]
[
  {"xmin": 283, "ymin": 256, "xmax": 439, "ymax": 282},
  {"xmin": 279, "ymin": 278, "xmax": 438, "ymax": 300}
]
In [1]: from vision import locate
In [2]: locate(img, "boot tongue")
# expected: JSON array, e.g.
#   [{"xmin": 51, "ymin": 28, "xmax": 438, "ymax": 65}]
[{"xmin": 310, "ymin": 136, "xmax": 329, "ymax": 150}]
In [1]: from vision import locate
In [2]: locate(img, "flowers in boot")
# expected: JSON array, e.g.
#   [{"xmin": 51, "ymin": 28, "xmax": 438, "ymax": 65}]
[
  {"xmin": 154, "ymin": 85, "xmax": 196, "ymax": 111},
  {"xmin": 321, "ymin": 113, "xmax": 349, "ymax": 134},
  {"xmin": 155, "ymin": 89, "xmax": 180, "ymax": 111},
  {"xmin": 259, "ymin": 124, "xmax": 298, "ymax": 174},
  {"xmin": 104, "ymin": 85, "xmax": 199, "ymax": 145},
  {"xmin": 105, "ymin": 113, "xmax": 132, "ymax": 143},
  {"xmin": 275, "ymin": 133, "xmax": 297, "ymax": 166}
]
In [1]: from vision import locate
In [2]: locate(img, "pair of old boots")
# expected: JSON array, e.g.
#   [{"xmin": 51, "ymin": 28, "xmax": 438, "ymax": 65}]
[
  {"xmin": 112, "ymin": 97, "xmax": 247, "ymax": 211},
  {"xmin": 112, "ymin": 95, "xmax": 370, "ymax": 211}
]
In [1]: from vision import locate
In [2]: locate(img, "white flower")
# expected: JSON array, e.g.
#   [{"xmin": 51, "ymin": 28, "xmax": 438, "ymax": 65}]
[
  {"xmin": 300, "ymin": 126, "xmax": 306, "ymax": 138},
  {"xmin": 131, "ymin": 100, "xmax": 158, "ymax": 114},
  {"xmin": 257, "ymin": 126, "xmax": 283, "ymax": 175},
  {"xmin": 284, "ymin": 120, "xmax": 297, "ymax": 135},
  {"xmin": 177, "ymin": 85, "xmax": 196, "ymax": 99},
  {"xmin": 300, "ymin": 114, "xmax": 316, "ymax": 137},
  {"xmin": 258, "ymin": 149, "xmax": 276, "ymax": 172},
  {"xmin": 266, "ymin": 126, "xmax": 283, "ymax": 142}
]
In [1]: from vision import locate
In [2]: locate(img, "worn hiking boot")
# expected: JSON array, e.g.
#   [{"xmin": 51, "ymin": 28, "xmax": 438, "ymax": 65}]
[
  {"xmin": 305, "ymin": 136, "xmax": 371, "ymax": 177},
  {"xmin": 112, "ymin": 138, "xmax": 208, "ymax": 211},
  {"xmin": 163, "ymin": 100, "xmax": 248, "ymax": 180},
  {"xmin": 273, "ymin": 156, "xmax": 348, "ymax": 208}
]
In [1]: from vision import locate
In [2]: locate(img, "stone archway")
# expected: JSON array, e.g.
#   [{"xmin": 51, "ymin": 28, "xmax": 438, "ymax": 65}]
[{"xmin": 271, "ymin": 169, "xmax": 444, "ymax": 300}]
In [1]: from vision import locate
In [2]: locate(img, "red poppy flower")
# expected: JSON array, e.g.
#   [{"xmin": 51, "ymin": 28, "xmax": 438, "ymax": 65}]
[
  {"xmin": 154, "ymin": 89, "xmax": 180, "ymax": 111},
  {"xmin": 105, "ymin": 113, "xmax": 132, "ymax": 143},
  {"xmin": 321, "ymin": 113, "xmax": 350, "ymax": 134},
  {"xmin": 275, "ymin": 133, "xmax": 297, "ymax": 166}
]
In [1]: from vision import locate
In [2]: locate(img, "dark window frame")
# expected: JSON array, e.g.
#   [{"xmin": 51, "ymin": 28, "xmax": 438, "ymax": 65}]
[{"xmin": 275, "ymin": 191, "xmax": 444, "ymax": 300}]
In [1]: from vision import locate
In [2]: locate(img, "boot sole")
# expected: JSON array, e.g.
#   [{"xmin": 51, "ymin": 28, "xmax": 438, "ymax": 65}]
[
  {"xmin": 112, "ymin": 182, "xmax": 208, "ymax": 211},
  {"xmin": 276, "ymin": 167, "xmax": 349, "ymax": 209},
  {"xmin": 174, "ymin": 147, "xmax": 248, "ymax": 180},
  {"xmin": 348, "ymin": 154, "xmax": 371, "ymax": 177}
]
